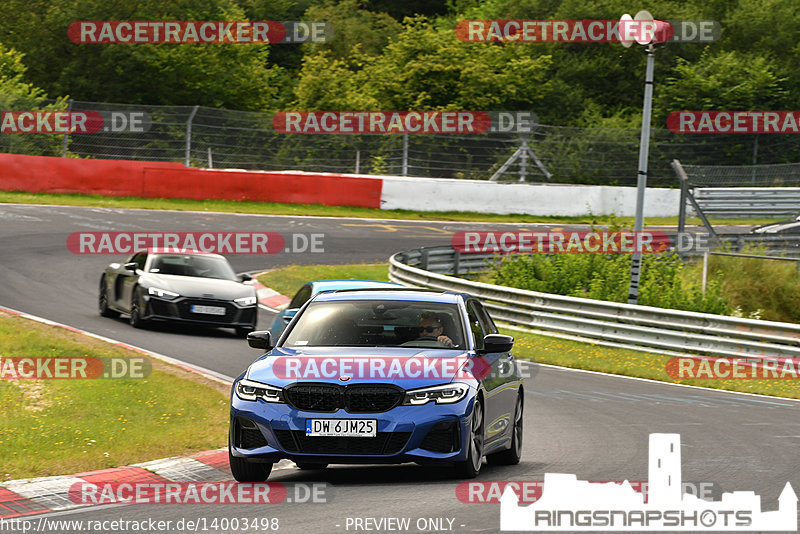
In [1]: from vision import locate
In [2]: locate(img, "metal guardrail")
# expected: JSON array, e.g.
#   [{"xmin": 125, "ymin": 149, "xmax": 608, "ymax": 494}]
[
  {"xmin": 389, "ymin": 246, "xmax": 800, "ymax": 359},
  {"xmin": 693, "ymin": 187, "xmax": 800, "ymax": 218}
]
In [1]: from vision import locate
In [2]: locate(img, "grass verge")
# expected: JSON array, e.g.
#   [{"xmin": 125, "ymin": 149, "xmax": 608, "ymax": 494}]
[
  {"xmin": 257, "ymin": 263, "xmax": 390, "ymax": 297},
  {"xmin": 259, "ymin": 263, "xmax": 799, "ymax": 400},
  {"xmin": 0, "ymin": 190, "xmax": 777, "ymax": 226},
  {"xmin": 0, "ymin": 311, "xmax": 229, "ymax": 480}
]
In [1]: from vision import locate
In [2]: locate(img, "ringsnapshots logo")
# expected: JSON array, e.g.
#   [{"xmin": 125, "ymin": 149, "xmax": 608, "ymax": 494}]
[
  {"xmin": 68, "ymin": 21, "xmax": 332, "ymax": 44},
  {"xmin": 0, "ymin": 111, "xmax": 151, "ymax": 134},
  {"xmin": 67, "ymin": 232, "xmax": 324, "ymax": 255},
  {"xmin": 272, "ymin": 111, "xmax": 539, "ymax": 134},
  {"xmin": 0, "ymin": 356, "xmax": 150, "ymax": 379},
  {"xmin": 499, "ymin": 433, "xmax": 797, "ymax": 531}
]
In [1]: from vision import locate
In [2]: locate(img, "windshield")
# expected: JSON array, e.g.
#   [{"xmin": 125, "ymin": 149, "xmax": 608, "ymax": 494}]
[
  {"xmin": 282, "ymin": 300, "xmax": 465, "ymax": 349},
  {"xmin": 148, "ymin": 254, "xmax": 237, "ymax": 280}
]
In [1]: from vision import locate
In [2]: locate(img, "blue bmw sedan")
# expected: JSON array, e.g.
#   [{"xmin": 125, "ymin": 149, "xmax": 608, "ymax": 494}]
[{"xmin": 229, "ymin": 289, "xmax": 523, "ymax": 481}]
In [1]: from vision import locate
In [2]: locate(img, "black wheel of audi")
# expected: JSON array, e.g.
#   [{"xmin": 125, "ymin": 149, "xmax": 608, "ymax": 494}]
[
  {"xmin": 488, "ymin": 391, "xmax": 523, "ymax": 466},
  {"xmin": 454, "ymin": 398, "xmax": 484, "ymax": 479},
  {"xmin": 98, "ymin": 277, "xmax": 119, "ymax": 318},
  {"xmin": 229, "ymin": 441, "xmax": 272, "ymax": 482},
  {"xmin": 129, "ymin": 288, "xmax": 148, "ymax": 329}
]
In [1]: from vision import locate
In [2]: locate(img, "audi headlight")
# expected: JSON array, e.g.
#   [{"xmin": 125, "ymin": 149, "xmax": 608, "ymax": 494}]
[
  {"xmin": 402, "ymin": 383, "xmax": 469, "ymax": 405},
  {"xmin": 235, "ymin": 379, "xmax": 285, "ymax": 403},
  {"xmin": 147, "ymin": 287, "xmax": 180, "ymax": 300},
  {"xmin": 233, "ymin": 296, "xmax": 257, "ymax": 307}
]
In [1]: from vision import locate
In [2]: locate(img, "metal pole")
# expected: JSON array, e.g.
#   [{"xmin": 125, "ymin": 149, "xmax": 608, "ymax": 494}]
[
  {"xmin": 628, "ymin": 44, "xmax": 656, "ymax": 305},
  {"xmin": 701, "ymin": 251, "xmax": 708, "ymax": 295},
  {"xmin": 519, "ymin": 137, "xmax": 528, "ymax": 182},
  {"xmin": 355, "ymin": 150, "xmax": 360, "ymax": 174},
  {"xmin": 207, "ymin": 147, "xmax": 213, "ymax": 169},
  {"xmin": 673, "ymin": 159, "xmax": 687, "ymax": 234},
  {"xmin": 401, "ymin": 133, "xmax": 408, "ymax": 176},
  {"xmin": 184, "ymin": 105, "xmax": 199, "ymax": 167},
  {"xmin": 751, "ymin": 135, "xmax": 758, "ymax": 184},
  {"xmin": 61, "ymin": 99, "xmax": 72, "ymax": 158}
]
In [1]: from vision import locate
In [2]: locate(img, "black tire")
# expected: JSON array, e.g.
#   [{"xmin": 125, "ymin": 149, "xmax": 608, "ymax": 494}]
[
  {"xmin": 235, "ymin": 325, "xmax": 255, "ymax": 338},
  {"xmin": 98, "ymin": 277, "xmax": 119, "ymax": 318},
  {"xmin": 454, "ymin": 398, "xmax": 484, "ymax": 479},
  {"xmin": 229, "ymin": 443, "xmax": 272, "ymax": 482},
  {"xmin": 295, "ymin": 462, "xmax": 328, "ymax": 470},
  {"xmin": 129, "ymin": 287, "xmax": 148, "ymax": 329},
  {"xmin": 487, "ymin": 392, "xmax": 523, "ymax": 466}
]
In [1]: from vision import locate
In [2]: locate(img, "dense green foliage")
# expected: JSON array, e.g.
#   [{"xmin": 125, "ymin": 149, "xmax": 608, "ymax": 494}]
[
  {"xmin": 486, "ymin": 252, "xmax": 731, "ymax": 315},
  {"xmin": 0, "ymin": 0, "xmax": 795, "ymax": 127}
]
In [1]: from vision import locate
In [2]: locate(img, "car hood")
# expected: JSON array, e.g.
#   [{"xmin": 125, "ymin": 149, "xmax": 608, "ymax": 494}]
[
  {"xmin": 245, "ymin": 346, "xmax": 481, "ymax": 389},
  {"xmin": 141, "ymin": 274, "xmax": 254, "ymax": 299}
]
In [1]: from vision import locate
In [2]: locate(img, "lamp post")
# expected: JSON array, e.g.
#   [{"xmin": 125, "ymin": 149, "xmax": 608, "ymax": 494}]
[{"xmin": 621, "ymin": 11, "xmax": 669, "ymax": 304}]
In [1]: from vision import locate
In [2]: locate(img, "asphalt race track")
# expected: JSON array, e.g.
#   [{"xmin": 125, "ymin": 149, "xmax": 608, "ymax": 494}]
[{"xmin": 1, "ymin": 203, "xmax": 798, "ymax": 533}]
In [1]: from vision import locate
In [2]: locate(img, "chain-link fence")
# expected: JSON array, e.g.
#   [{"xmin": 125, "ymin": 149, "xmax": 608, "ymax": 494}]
[{"xmin": 3, "ymin": 94, "xmax": 800, "ymax": 187}]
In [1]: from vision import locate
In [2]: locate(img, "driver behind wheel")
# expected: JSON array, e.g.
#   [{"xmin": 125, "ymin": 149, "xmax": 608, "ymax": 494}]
[{"xmin": 418, "ymin": 311, "xmax": 454, "ymax": 347}]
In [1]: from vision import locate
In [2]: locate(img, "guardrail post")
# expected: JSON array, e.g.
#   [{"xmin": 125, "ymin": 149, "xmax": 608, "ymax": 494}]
[
  {"xmin": 185, "ymin": 105, "xmax": 199, "ymax": 167},
  {"xmin": 61, "ymin": 99, "xmax": 72, "ymax": 158},
  {"xmin": 402, "ymin": 133, "xmax": 408, "ymax": 176},
  {"xmin": 673, "ymin": 159, "xmax": 687, "ymax": 234},
  {"xmin": 420, "ymin": 248, "xmax": 429, "ymax": 271},
  {"xmin": 453, "ymin": 250, "xmax": 461, "ymax": 277}
]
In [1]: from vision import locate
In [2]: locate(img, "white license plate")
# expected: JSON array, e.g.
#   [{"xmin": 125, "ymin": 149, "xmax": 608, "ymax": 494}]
[
  {"xmin": 305, "ymin": 419, "xmax": 377, "ymax": 437},
  {"xmin": 190, "ymin": 305, "xmax": 226, "ymax": 316}
]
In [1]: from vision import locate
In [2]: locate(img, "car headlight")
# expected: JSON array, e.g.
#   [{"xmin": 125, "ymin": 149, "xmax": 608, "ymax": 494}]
[
  {"xmin": 233, "ymin": 296, "xmax": 257, "ymax": 307},
  {"xmin": 235, "ymin": 379, "xmax": 285, "ymax": 403},
  {"xmin": 402, "ymin": 383, "xmax": 469, "ymax": 405},
  {"xmin": 147, "ymin": 287, "xmax": 180, "ymax": 300}
]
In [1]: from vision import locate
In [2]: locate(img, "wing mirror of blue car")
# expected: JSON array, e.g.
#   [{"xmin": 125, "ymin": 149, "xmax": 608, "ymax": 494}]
[
  {"xmin": 240, "ymin": 273, "xmax": 253, "ymax": 282},
  {"xmin": 124, "ymin": 262, "xmax": 138, "ymax": 272},
  {"xmin": 247, "ymin": 331, "xmax": 273, "ymax": 350},
  {"xmin": 479, "ymin": 334, "xmax": 514, "ymax": 354}
]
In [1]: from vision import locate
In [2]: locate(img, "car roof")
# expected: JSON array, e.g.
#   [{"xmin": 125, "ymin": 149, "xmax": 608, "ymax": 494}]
[
  {"xmin": 309, "ymin": 280, "xmax": 400, "ymax": 294},
  {"xmin": 312, "ymin": 289, "xmax": 466, "ymax": 304}
]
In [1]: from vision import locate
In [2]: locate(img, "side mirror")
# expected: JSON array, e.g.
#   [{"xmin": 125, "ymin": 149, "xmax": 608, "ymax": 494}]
[
  {"xmin": 480, "ymin": 334, "xmax": 514, "ymax": 354},
  {"xmin": 124, "ymin": 262, "xmax": 138, "ymax": 272},
  {"xmin": 247, "ymin": 331, "xmax": 273, "ymax": 350},
  {"xmin": 240, "ymin": 273, "xmax": 253, "ymax": 282}
]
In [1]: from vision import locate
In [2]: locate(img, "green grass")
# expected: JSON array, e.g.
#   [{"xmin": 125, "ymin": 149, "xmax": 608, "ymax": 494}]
[
  {"xmin": 505, "ymin": 328, "xmax": 799, "ymax": 399},
  {"xmin": 0, "ymin": 190, "xmax": 781, "ymax": 226},
  {"xmin": 259, "ymin": 263, "xmax": 799, "ymax": 400},
  {"xmin": 0, "ymin": 312, "xmax": 229, "ymax": 480},
  {"xmin": 257, "ymin": 263, "xmax": 390, "ymax": 297}
]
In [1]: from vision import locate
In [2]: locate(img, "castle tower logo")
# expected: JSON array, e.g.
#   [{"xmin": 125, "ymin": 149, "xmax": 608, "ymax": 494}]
[{"xmin": 500, "ymin": 433, "xmax": 797, "ymax": 531}]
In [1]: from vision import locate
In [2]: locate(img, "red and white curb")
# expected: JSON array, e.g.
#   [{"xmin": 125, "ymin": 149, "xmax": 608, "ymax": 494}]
[
  {"xmin": 248, "ymin": 272, "xmax": 290, "ymax": 311},
  {"xmin": 0, "ymin": 304, "xmax": 294, "ymax": 518},
  {"xmin": 0, "ymin": 451, "xmax": 294, "ymax": 518}
]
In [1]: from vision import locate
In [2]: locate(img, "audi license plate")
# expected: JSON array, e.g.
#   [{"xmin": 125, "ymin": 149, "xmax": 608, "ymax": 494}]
[
  {"xmin": 190, "ymin": 305, "xmax": 226, "ymax": 316},
  {"xmin": 306, "ymin": 419, "xmax": 377, "ymax": 437}
]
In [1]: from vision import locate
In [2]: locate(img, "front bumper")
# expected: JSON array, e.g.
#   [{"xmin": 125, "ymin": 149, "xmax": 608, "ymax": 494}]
[
  {"xmin": 143, "ymin": 295, "xmax": 256, "ymax": 327},
  {"xmin": 229, "ymin": 393, "xmax": 475, "ymax": 465}
]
